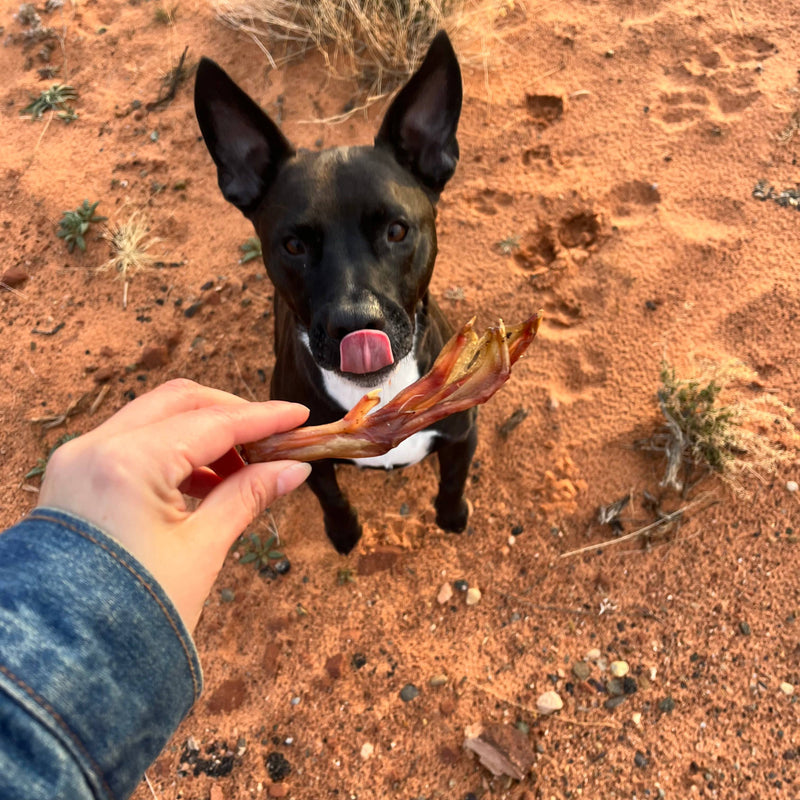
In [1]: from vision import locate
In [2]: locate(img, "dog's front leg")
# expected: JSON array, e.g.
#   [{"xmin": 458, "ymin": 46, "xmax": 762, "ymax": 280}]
[
  {"xmin": 434, "ymin": 426, "xmax": 478, "ymax": 534},
  {"xmin": 306, "ymin": 461, "xmax": 363, "ymax": 555}
]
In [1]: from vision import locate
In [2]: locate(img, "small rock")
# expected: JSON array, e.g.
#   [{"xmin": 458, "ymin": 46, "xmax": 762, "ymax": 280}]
[
  {"xmin": 93, "ymin": 365, "xmax": 116, "ymax": 384},
  {"xmin": 1, "ymin": 266, "xmax": 29, "ymax": 289},
  {"xmin": 463, "ymin": 722, "xmax": 535, "ymax": 780},
  {"xmin": 610, "ymin": 660, "xmax": 629, "ymax": 678},
  {"xmin": 572, "ymin": 661, "xmax": 591, "ymax": 681},
  {"xmin": 786, "ymin": 480, "xmax": 798, "ymax": 493},
  {"xmin": 634, "ymin": 750, "xmax": 648, "ymax": 768},
  {"xmin": 536, "ymin": 690, "xmax": 563, "ymax": 715},
  {"xmin": 183, "ymin": 300, "xmax": 204, "ymax": 318},
  {"xmin": 739, "ymin": 621, "xmax": 752, "ymax": 636},
  {"xmin": 268, "ymin": 785, "xmax": 288, "ymax": 798},
  {"xmin": 454, "ymin": 579, "xmax": 469, "ymax": 592},
  {"xmin": 266, "ymin": 751, "xmax": 291, "ymax": 782},
  {"xmin": 207, "ymin": 677, "xmax": 248, "ymax": 714},
  {"xmin": 351, "ymin": 653, "xmax": 367, "ymax": 670},
  {"xmin": 400, "ymin": 684, "xmax": 419, "ymax": 702},
  {"xmin": 779, "ymin": 682, "xmax": 795, "ymax": 696},
  {"xmin": 632, "ymin": 711, "xmax": 643, "ymax": 727},
  {"xmin": 622, "ymin": 676, "xmax": 638, "ymax": 695},
  {"xmin": 607, "ymin": 678, "xmax": 625, "ymax": 697},
  {"xmin": 465, "ymin": 587, "xmax": 482, "ymax": 606},
  {"xmin": 437, "ymin": 582, "xmax": 454, "ymax": 604},
  {"xmin": 325, "ymin": 653, "xmax": 344, "ymax": 680},
  {"xmin": 439, "ymin": 697, "xmax": 456, "ymax": 716},
  {"xmin": 220, "ymin": 588, "xmax": 235, "ymax": 603},
  {"xmin": 429, "ymin": 674, "xmax": 448, "ymax": 687},
  {"xmin": 138, "ymin": 344, "xmax": 169, "ymax": 370},
  {"xmin": 604, "ymin": 695, "xmax": 626, "ymax": 710},
  {"xmin": 585, "ymin": 647, "xmax": 601, "ymax": 661},
  {"xmin": 360, "ymin": 742, "xmax": 374, "ymax": 760},
  {"xmin": 658, "ymin": 696, "xmax": 675, "ymax": 713},
  {"xmin": 273, "ymin": 558, "xmax": 291, "ymax": 575}
]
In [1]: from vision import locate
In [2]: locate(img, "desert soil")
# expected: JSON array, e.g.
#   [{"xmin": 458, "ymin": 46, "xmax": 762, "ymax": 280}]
[{"xmin": 1, "ymin": 0, "xmax": 799, "ymax": 798}]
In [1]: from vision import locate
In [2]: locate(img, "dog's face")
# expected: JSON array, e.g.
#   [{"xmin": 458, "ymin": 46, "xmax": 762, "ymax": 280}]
[{"xmin": 194, "ymin": 33, "xmax": 462, "ymax": 382}]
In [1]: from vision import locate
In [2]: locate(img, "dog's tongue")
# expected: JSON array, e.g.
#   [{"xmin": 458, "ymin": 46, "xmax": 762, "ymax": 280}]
[{"xmin": 339, "ymin": 330, "xmax": 394, "ymax": 374}]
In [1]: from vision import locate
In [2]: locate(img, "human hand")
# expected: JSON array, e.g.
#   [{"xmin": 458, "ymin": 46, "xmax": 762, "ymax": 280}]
[{"xmin": 38, "ymin": 379, "xmax": 311, "ymax": 631}]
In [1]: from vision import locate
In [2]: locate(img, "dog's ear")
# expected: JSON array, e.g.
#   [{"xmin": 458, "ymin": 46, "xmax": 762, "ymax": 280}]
[
  {"xmin": 194, "ymin": 58, "xmax": 294, "ymax": 218},
  {"xmin": 375, "ymin": 31, "xmax": 462, "ymax": 196}
]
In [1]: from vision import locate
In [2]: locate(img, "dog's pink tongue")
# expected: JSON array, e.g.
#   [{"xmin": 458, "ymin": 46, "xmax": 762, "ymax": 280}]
[{"xmin": 339, "ymin": 330, "xmax": 394, "ymax": 374}]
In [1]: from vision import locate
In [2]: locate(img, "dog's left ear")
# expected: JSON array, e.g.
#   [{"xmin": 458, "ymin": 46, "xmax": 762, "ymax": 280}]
[{"xmin": 375, "ymin": 31, "xmax": 462, "ymax": 196}]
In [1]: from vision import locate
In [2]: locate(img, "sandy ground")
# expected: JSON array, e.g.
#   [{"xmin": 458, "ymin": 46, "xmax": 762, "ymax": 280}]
[{"xmin": 1, "ymin": 0, "xmax": 799, "ymax": 798}]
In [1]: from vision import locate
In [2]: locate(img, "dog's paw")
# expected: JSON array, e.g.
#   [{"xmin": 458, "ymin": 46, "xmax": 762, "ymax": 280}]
[
  {"xmin": 324, "ymin": 508, "xmax": 363, "ymax": 555},
  {"xmin": 435, "ymin": 497, "xmax": 472, "ymax": 534}
]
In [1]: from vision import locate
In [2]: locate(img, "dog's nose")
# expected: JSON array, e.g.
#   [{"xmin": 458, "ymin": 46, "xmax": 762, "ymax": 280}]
[{"xmin": 325, "ymin": 300, "xmax": 384, "ymax": 341}]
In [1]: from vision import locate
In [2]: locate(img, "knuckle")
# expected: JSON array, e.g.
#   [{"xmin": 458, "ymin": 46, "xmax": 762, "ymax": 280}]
[
  {"xmin": 239, "ymin": 476, "xmax": 273, "ymax": 520},
  {"xmin": 160, "ymin": 377, "xmax": 200, "ymax": 397}
]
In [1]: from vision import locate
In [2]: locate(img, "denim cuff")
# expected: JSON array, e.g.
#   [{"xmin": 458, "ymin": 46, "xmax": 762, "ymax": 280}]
[{"xmin": 0, "ymin": 508, "xmax": 203, "ymax": 799}]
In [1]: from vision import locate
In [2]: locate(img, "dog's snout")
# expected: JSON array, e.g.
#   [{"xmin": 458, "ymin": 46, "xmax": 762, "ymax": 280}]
[{"xmin": 325, "ymin": 300, "xmax": 384, "ymax": 341}]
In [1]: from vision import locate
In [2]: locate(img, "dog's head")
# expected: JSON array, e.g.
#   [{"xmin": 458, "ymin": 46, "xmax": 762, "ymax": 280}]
[{"xmin": 194, "ymin": 33, "xmax": 462, "ymax": 382}]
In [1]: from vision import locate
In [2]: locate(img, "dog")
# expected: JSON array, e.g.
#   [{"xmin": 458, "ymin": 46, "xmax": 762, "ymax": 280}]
[{"xmin": 194, "ymin": 32, "xmax": 477, "ymax": 554}]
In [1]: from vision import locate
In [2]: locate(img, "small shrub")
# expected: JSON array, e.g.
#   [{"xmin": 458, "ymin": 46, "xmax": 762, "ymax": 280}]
[
  {"xmin": 21, "ymin": 84, "xmax": 78, "ymax": 121},
  {"xmin": 239, "ymin": 530, "xmax": 284, "ymax": 569},
  {"xmin": 57, "ymin": 200, "xmax": 107, "ymax": 253},
  {"xmin": 98, "ymin": 211, "xmax": 161, "ymax": 280}
]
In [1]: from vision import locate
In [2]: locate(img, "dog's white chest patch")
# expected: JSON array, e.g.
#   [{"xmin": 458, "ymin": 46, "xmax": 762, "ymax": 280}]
[{"xmin": 303, "ymin": 335, "xmax": 438, "ymax": 469}]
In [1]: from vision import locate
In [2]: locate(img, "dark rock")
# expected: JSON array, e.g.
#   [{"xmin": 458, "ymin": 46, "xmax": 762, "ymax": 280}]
[
  {"xmin": 273, "ymin": 558, "xmax": 291, "ymax": 575},
  {"xmin": 351, "ymin": 653, "xmax": 367, "ymax": 670},
  {"xmin": 184, "ymin": 301, "xmax": 203, "ymax": 318},
  {"xmin": 400, "ymin": 684, "xmax": 419, "ymax": 702},
  {"xmin": 659, "ymin": 696, "xmax": 675, "ymax": 713},
  {"xmin": 634, "ymin": 750, "xmax": 648, "ymax": 768},
  {"xmin": 325, "ymin": 653, "xmax": 344, "ymax": 680},
  {"xmin": 266, "ymin": 751, "xmax": 291, "ymax": 782},
  {"xmin": 138, "ymin": 344, "xmax": 169, "ymax": 370}
]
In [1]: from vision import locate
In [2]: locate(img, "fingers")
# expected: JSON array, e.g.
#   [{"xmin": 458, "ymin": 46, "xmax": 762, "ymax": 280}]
[
  {"xmin": 94, "ymin": 379, "xmax": 251, "ymax": 437},
  {"xmin": 191, "ymin": 461, "xmax": 312, "ymax": 554},
  {"xmin": 147, "ymin": 401, "xmax": 310, "ymax": 475}
]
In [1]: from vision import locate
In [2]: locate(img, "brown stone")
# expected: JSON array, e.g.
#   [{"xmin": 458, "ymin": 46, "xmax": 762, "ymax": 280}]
[
  {"xmin": 206, "ymin": 676, "xmax": 248, "ymax": 714},
  {"xmin": 325, "ymin": 653, "xmax": 344, "ymax": 680},
  {"xmin": 439, "ymin": 745, "xmax": 460, "ymax": 765},
  {"xmin": 1, "ymin": 266, "xmax": 29, "ymax": 288},
  {"xmin": 93, "ymin": 365, "xmax": 116, "ymax": 384},
  {"xmin": 263, "ymin": 641, "xmax": 281, "ymax": 681},
  {"xmin": 268, "ymin": 784, "xmax": 288, "ymax": 797},
  {"xmin": 138, "ymin": 344, "xmax": 169, "ymax": 370},
  {"xmin": 439, "ymin": 697, "xmax": 456, "ymax": 716}
]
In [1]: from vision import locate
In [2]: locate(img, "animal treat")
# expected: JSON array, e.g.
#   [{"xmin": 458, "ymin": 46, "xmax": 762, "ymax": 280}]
[{"xmin": 243, "ymin": 313, "xmax": 542, "ymax": 464}]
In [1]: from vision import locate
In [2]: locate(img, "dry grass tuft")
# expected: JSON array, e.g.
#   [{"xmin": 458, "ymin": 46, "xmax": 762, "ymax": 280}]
[
  {"xmin": 651, "ymin": 359, "xmax": 798, "ymax": 495},
  {"xmin": 212, "ymin": 0, "xmax": 519, "ymax": 100},
  {"xmin": 98, "ymin": 211, "xmax": 162, "ymax": 282}
]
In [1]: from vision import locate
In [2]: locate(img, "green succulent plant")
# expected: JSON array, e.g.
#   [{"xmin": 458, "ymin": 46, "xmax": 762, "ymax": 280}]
[{"xmin": 57, "ymin": 200, "xmax": 107, "ymax": 253}]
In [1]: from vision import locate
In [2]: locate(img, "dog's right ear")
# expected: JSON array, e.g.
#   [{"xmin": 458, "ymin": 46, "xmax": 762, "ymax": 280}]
[{"xmin": 194, "ymin": 58, "xmax": 294, "ymax": 218}]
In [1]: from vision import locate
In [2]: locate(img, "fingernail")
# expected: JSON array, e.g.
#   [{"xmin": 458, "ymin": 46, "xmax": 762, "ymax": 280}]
[{"xmin": 276, "ymin": 462, "xmax": 312, "ymax": 497}]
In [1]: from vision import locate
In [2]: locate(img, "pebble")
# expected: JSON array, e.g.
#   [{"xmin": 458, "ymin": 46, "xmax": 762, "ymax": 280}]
[
  {"xmin": 360, "ymin": 742, "xmax": 374, "ymax": 760},
  {"xmin": 454, "ymin": 579, "xmax": 469, "ymax": 592},
  {"xmin": 273, "ymin": 558, "xmax": 291, "ymax": 575},
  {"xmin": 585, "ymin": 647, "xmax": 601, "ymax": 661},
  {"xmin": 437, "ymin": 582, "xmax": 453, "ymax": 604},
  {"xmin": 0, "ymin": 266, "xmax": 29, "ymax": 288},
  {"xmin": 429, "ymin": 674, "xmax": 448, "ymax": 687},
  {"xmin": 465, "ymin": 587, "xmax": 482, "ymax": 606},
  {"xmin": 268, "ymin": 785, "xmax": 288, "ymax": 798},
  {"xmin": 634, "ymin": 750, "xmax": 648, "ymax": 769},
  {"xmin": 658, "ymin": 696, "xmax": 675, "ymax": 713},
  {"xmin": 632, "ymin": 711, "xmax": 643, "ymax": 727},
  {"xmin": 604, "ymin": 695, "xmax": 626, "ymax": 710},
  {"xmin": 779, "ymin": 682, "xmax": 795, "ymax": 696},
  {"xmin": 400, "ymin": 684, "xmax": 420, "ymax": 702},
  {"xmin": 220, "ymin": 588, "xmax": 235, "ymax": 603},
  {"xmin": 739, "ymin": 621, "xmax": 752, "ymax": 636},
  {"xmin": 536, "ymin": 690, "xmax": 563, "ymax": 715},
  {"xmin": 786, "ymin": 480, "xmax": 799, "ymax": 493},
  {"xmin": 572, "ymin": 661, "xmax": 591, "ymax": 681},
  {"xmin": 610, "ymin": 660, "xmax": 629, "ymax": 678}
]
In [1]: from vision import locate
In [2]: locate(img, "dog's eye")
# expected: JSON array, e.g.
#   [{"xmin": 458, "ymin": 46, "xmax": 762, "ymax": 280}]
[
  {"xmin": 283, "ymin": 237, "xmax": 305, "ymax": 256},
  {"xmin": 387, "ymin": 221, "xmax": 408, "ymax": 243}
]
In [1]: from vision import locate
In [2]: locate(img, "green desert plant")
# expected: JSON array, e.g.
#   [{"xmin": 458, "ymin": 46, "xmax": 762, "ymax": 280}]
[
  {"xmin": 239, "ymin": 236, "xmax": 262, "ymax": 264},
  {"xmin": 239, "ymin": 530, "xmax": 284, "ymax": 569},
  {"xmin": 21, "ymin": 84, "xmax": 78, "ymax": 121},
  {"xmin": 25, "ymin": 433, "xmax": 80, "ymax": 480},
  {"xmin": 57, "ymin": 200, "xmax": 107, "ymax": 253},
  {"xmin": 653, "ymin": 360, "xmax": 797, "ymax": 493}
]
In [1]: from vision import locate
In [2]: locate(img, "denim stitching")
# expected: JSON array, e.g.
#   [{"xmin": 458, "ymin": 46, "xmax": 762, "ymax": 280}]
[
  {"xmin": 27, "ymin": 512, "xmax": 201, "ymax": 699},
  {"xmin": 0, "ymin": 663, "xmax": 113, "ymax": 799}
]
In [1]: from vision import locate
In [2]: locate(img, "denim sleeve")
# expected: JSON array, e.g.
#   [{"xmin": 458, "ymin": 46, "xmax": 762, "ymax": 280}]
[{"xmin": 0, "ymin": 508, "xmax": 203, "ymax": 800}]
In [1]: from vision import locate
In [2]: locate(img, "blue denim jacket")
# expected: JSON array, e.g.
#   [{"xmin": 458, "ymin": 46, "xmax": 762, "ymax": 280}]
[{"xmin": 0, "ymin": 508, "xmax": 203, "ymax": 799}]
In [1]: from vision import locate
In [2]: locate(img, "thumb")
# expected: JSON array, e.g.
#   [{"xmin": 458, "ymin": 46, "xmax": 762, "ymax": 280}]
[{"xmin": 192, "ymin": 460, "xmax": 312, "ymax": 555}]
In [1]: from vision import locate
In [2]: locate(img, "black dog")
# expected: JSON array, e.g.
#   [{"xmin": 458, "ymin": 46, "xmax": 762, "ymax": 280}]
[{"xmin": 194, "ymin": 32, "xmax": 476, "ymax": 554}]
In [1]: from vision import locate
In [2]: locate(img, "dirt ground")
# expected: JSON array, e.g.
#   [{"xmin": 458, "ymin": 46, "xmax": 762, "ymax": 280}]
[{"xmin": 1, "ymin": 0, "xmax": 799, "ymax": 798}]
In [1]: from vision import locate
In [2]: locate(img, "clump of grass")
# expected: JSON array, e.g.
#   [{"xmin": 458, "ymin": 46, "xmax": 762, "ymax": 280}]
[
  {"xmin": 212, "ymin": 0, "xmax": 511, "ymax": 98},
  {"xmin": 154, "ymin": 3, "xmax": 178, "ymax": 24},
  {"xmin": 21, "ymin": 84, "xmax": 78, "ymax": 121},
  {"xmin": 25, "ymin": 433, "xmax": 80, "ymax": 480},
  {"xmin": 239, "ymin": 236, "xmax": 262, "ymax": 264},
  {"xmin": 98, "ymin": 211, "xmax": 161, "ymax": 281},
  {"xmin": 652, "ymin": 360, "xmax": 797, "ymax": 493},
  {"xmin": 57, "ymin": 200, "xmax": 107, "ymax": 253}
]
